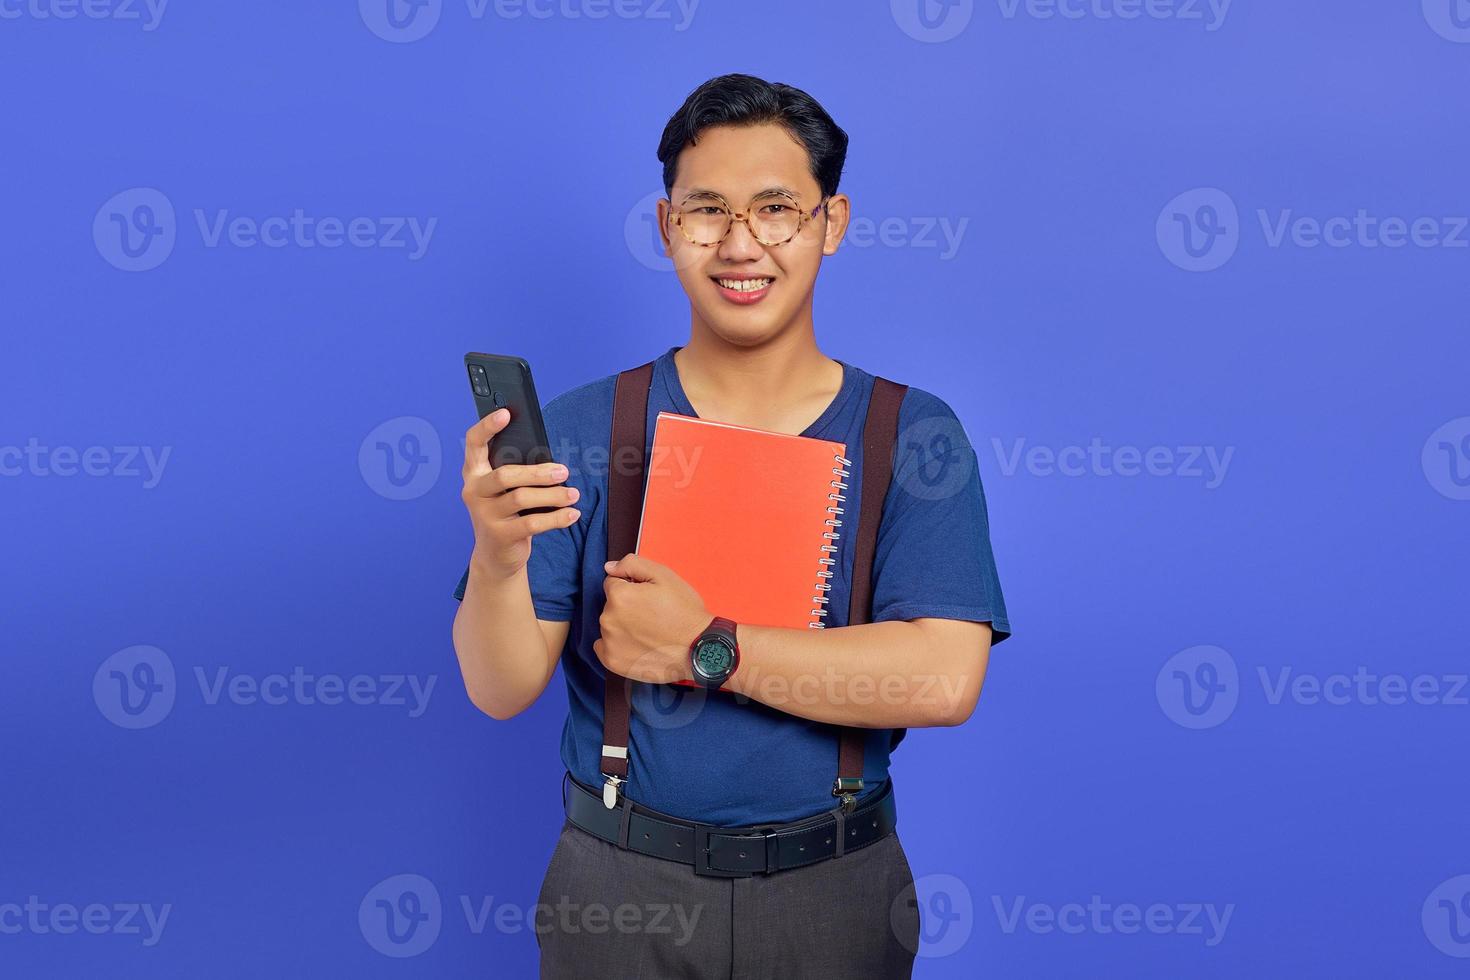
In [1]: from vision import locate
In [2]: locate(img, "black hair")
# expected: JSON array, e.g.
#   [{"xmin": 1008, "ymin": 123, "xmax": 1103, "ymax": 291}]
[{"xmin": 657, "ymin": 73, "xmax": 849, "ymax": 200}]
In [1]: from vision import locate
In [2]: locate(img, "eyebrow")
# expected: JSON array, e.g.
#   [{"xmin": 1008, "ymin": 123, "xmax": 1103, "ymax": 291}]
[{"xmin": 681, "ymin": 185, "xmax": 803, "ymax": 201}]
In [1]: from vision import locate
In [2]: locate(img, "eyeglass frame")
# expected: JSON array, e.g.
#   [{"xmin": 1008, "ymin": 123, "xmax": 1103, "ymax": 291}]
[{"xmin": 665, "ymin": 190, "xmax": 830, "ymax": 248}]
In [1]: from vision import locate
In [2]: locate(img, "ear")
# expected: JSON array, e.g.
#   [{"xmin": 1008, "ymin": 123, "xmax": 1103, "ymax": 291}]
[
  {"xmin": 821, "ymin": 193, "xmax": 851, "ymax": 257},
  {"xmin": 655, "ymin": 197, "xmax": 674, "ymax": 257}
]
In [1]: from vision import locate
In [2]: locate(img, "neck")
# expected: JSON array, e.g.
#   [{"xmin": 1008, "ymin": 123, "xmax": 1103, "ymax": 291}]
[{"xmin": 675, "ymin": 317, "xmax": 843, "ymax": 433}]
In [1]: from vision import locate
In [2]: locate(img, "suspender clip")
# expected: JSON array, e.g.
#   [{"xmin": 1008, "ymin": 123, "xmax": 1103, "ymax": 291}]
[
  {"xmin": 602, "ymin": 773, "xmax": 624, "ymax": 810},
  {"xmin": 833, "ymin": 776, "xmax": 863, "ymax": 813}
]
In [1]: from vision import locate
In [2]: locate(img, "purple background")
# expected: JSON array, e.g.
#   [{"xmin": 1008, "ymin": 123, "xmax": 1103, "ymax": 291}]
[{"xmin": 4, "ymin": 1, "xmax": 1469, "ymax": 976}]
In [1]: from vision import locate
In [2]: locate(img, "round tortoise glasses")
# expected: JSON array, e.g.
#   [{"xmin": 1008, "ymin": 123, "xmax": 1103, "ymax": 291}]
[{"xmin": 667, "ymin": 191, "xmax": 828, "ymax": 248}]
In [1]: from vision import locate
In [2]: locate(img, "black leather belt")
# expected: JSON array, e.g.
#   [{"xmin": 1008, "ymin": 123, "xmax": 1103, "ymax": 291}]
[{"xmin": 562, "ymin": 772, "xmax": 898, "ymax": 878}]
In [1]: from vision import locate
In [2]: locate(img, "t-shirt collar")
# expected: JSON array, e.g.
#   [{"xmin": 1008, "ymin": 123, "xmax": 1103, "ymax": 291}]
[{"xmin": 656, "ymin": 345, "xmax": 854, "ymax": 440}]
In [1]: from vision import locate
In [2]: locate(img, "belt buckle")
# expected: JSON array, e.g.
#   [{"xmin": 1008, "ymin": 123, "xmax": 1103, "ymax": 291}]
[{"xmin": 692, "ymin": 825, "xmax": 766, "ymax": 878}]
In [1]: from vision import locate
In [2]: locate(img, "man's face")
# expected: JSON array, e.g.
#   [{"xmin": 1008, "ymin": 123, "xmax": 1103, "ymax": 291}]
[{"xmin": 656, "ymin": 124, "xmax": 849, "ymax": 347}]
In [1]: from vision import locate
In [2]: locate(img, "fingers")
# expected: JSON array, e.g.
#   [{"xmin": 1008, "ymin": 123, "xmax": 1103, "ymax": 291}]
[
  {"xmin": 463, "ymin": 408, "xmax": 510, "ymax": 469},
  {"xmin": 469, "ymin": 482, "xmax": 578, "ymax": 515},
  {"xmin": 464, "ymin": 460, "xmax": 569, "ymax": 496},
  {"xmin": 505, "ymin": 505, "xmax": 582, "ymax": 540}
]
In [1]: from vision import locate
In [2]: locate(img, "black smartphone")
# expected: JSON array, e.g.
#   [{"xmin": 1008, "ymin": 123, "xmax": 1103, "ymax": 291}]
[{"xmin": 464, "ymin": 352, "xmax": 561, "ymax": 515}]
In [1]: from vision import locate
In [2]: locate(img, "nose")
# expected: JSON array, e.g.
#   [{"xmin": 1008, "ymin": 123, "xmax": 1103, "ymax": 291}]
[{"xmin": 718, "ymin": 213, "xmax": 766, "ymax": 263}]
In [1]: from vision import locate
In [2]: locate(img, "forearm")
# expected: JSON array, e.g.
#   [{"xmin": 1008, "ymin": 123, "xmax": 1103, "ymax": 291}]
[
  {"xmin": 722, "ymin": 619, "xmax": 988, "ymax": 729},
  {"xmin": 451, "ymin": 554, "xmax": 556, "ymax": 719}
]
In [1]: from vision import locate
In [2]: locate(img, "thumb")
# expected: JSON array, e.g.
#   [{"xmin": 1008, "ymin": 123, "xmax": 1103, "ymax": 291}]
[{"xmin": 604, "ymin": 553, "xmax": 659, "ymax": 582}]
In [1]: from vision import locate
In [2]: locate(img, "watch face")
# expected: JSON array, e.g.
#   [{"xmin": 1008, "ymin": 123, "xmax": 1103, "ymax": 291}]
[{"xmin": 693, "ymin": 636, "xmax": 734, "ymax": 679}]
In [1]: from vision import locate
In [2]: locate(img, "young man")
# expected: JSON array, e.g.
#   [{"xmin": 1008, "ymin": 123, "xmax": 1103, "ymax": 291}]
[{"xmin": 452, "ymin": 73, "xmax": 1010, "ymax": 979}]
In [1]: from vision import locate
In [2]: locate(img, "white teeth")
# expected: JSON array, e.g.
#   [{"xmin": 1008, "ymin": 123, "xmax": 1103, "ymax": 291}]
[{"xmin": 717, "ymin": 278, "xmax": 772, "ymax": 292}]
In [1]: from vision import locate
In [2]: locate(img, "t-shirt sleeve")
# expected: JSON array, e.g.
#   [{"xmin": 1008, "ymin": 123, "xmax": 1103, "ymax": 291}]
[
  {"xmin": 451, "ymin": 395, "xmax": 590, "ymax": 624},
  {"xmin": 868, "ymin": 388, "xmax": 1011, "ymax": 643}
]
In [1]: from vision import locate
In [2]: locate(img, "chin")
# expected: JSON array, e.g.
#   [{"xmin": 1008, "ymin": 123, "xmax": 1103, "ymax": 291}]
[{"xmin": 702, "ymin": 309, "xmax": 792, "ymax": 348}]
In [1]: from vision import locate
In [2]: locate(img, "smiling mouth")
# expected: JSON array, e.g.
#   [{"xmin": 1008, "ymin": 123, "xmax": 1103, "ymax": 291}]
[{"xmin": 713, "ymin": 276, "xmax": 774, "ymax": 293}]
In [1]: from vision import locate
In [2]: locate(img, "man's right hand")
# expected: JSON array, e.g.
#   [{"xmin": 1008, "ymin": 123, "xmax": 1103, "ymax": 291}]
[{"xmin": 461, "ymin": 407, "xmax": 581, "ymax": 580}]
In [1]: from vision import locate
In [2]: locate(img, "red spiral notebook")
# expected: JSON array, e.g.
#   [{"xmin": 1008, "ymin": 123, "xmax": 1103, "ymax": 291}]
[{"xmin": 634, "ymin": 412, "xmax": 850, "ymax": 687}]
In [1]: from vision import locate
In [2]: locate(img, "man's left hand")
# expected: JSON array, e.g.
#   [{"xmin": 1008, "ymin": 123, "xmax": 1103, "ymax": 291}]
[{"xmin": 594, "ymin": 554, "xmax": 711, "ymax": 684}]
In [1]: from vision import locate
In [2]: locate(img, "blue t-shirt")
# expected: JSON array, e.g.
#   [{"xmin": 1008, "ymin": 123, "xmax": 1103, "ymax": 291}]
[{"xmin": 455, "ymin": 346, "xmax": 1010, "ymax": 825}]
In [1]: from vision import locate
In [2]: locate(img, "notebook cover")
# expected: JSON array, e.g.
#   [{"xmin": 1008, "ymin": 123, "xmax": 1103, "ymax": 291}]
[{"xmin": 635, "ymin": 412, "xmax": 847, "ymax": 681}]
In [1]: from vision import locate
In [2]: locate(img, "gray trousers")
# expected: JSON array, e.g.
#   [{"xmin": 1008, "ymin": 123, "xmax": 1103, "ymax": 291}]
[{"xmin": 534, "ymin": 817, "xmax": 920, "ymax": 979}]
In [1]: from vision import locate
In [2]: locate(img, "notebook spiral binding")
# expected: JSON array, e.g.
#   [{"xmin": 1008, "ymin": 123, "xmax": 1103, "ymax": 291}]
[{"xmin": 809, "ymin": 453, "xmax": 851, "ymax": 628}]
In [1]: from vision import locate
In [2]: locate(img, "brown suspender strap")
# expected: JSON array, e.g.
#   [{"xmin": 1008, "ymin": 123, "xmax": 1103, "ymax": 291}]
[
  {"xmin": 600, "ymin": 360, "xmax": 655, "ymax": 807},
  {"xmin": 835, "ymin": 377, "xmax": 909, "ymax": 807},
  {"xmin": 600, "ymin": 363, "xmax": 908, "ymax": 813}
]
